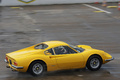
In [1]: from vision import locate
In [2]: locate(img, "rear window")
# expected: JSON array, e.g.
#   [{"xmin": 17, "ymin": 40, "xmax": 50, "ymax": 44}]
[{"xmin": 35, "ymin": 44, "xmax": 48, "ymax": 49}]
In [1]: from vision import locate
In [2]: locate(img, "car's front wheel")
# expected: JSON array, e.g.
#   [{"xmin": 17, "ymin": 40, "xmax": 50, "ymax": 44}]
[
  {"xmin": 29, "ymin": 61, "xmax": 46, "ymax": 76},
  {"xmin": 86, "ymin": 55, "xmax": 102, "ymax": 71}
]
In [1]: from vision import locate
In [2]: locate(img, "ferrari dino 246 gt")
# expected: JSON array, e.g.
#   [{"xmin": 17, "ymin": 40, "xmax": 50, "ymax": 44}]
[{"xmin": 5, "ymin": 41, "xmax": 114, "ymax": 75}]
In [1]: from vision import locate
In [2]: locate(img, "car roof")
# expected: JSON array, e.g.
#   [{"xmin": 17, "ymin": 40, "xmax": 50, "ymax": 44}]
[{"xmin": 42, "ymin": 41, "xmax": 69, "ymax": 48}]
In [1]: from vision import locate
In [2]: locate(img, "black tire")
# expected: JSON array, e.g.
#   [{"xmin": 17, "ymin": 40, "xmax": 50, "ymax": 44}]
[
  {"xmin": 86, "ymin": 55, "xmax": 102, "ymax": 71},
  {"xmin": 28, "ymin": 61, "xmax": 46, "ymax": 76}
]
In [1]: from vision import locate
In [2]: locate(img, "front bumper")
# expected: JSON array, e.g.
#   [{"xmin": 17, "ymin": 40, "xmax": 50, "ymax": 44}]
[
  {"xmin": 105, "ymin": 57, "xmax": 114, "ymax": 61},
  {"xmin": 4, "ymin": 59, "xmax": 24, "ymax": 69}
]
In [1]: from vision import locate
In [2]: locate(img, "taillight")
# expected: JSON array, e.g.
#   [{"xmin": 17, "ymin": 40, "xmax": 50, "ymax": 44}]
[
  {"xmin": 6, "ymin": 57, "xmax": 8, "ymax": 61},
  {"xmin": 14, "ymin": 62, "xmax": 18, "ymax": 66}
]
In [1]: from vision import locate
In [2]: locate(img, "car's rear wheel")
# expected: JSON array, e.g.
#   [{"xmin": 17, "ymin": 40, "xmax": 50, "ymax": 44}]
[
  {"xmin": 86, "ymin": 55, "xmax": 102, "ymax": 71},
  {"xmin": 29, "ymin": 61, "xmax": 46, "ymax": 76}
]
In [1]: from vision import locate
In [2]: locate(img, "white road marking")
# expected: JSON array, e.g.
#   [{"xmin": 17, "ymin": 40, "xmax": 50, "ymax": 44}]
[
  {"xmin": 111, "ymin": 72, "xmax": 120, "ymax": 74},
  {"xmin": 19, "ymin": 13, "xmax": 37, "ymax": 24},
  {"xmin": 102, "ymin": 67, "xmax": 120, "ymax": 69},
  {"xmin": 83, "ymin": 4, "xmax": 112, "ymax": 14},
  {"xmin": 33, "ymin": 10, "xmax": 64, "ymax": 13},
  {"xmin": 35, "ymin": 29, "xmax": 41, "ymax": 32},
  {"xmin": 78, "ymin": 75, "xmax": 83, "ymax": 77},
  {"xmin": 0, "ymin": 35, "xmax": 13, "ymax": 36},
  {"xmin": 0, "ymin": 75, "xmax": 10, "ymax": 78}
]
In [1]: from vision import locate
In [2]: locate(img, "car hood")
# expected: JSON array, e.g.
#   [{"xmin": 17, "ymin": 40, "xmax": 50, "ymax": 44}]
[{"xmin": 6, "ymin": 46, "xmax": 43, "ymax": 58}]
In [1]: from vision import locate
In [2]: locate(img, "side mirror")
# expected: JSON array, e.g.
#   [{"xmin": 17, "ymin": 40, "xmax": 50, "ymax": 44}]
[
  {"xmin": 46, "ymin": 52, "xmax": 52, "ymax": 55},
  {"xmin": 45, "ymin": 51, "xmax": 52, "ymax": 55}
]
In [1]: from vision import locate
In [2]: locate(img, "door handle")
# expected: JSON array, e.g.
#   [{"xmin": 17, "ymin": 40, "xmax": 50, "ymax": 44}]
[
  {"xmin": 49, "ymin": 56, "xmax": 52, "ymax": 58},
  {"xmin": 49, "ymin": 56, "xmax": 56, "ymax": 58},
  {"xmin": 49, "ymin": 55, "xmax": 64, "ymax": 58}
]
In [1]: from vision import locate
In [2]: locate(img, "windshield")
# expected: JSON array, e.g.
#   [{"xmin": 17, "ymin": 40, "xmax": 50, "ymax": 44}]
[
  {"xmin": 70, "ymin": 45, "xmax": 84, "ymax": 53},
  {"xmin": 35, "ymin": 44, "xmax": 48, "ymax": 49}
]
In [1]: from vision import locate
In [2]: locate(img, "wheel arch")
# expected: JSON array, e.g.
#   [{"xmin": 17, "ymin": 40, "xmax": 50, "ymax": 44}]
[
  {"xmin": 86, "ymin": 54, "xmax": 103, "ymax": 66},
  {"xmin": 27, "ymin": 60, "xmax": 47, "ymax": 72}
]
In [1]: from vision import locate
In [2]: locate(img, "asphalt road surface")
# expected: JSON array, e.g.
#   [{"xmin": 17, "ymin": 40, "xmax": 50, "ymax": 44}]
[{"xmin": 0, "ymin": 3, "xmax": 120, "ymax": 80}]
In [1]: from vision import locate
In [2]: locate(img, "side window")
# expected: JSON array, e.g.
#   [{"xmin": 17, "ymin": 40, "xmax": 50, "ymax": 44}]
[
  {"xmin": 35, "ymin": 44, "xmax": 48, "ymax": 49},
  {"xmin": 54, "ymin": 46, "xmax": 77, "ymax": 55},
  {"xmin": 64, "ymin": 46, "xmax": 77, "ymax": 54},
  {"xmin": 45, "ymin": 48, "xmax": 54, "ymax": 55}
]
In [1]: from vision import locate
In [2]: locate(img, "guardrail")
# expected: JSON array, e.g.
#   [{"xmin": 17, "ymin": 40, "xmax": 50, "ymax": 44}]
[{"xmin": 0, "ymin": 0, "xmax": 119, "ymax": 6}]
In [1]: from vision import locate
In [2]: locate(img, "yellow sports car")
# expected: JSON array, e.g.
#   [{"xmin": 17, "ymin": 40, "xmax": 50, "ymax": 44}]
[{"xmin": 5, "ymin": 41, "xmax": 114, "ymax": 75}]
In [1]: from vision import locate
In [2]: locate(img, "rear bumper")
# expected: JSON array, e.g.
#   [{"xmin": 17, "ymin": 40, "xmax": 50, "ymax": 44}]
[
  {"xmin": 105, "ymin": 57, "xmax": 114, "ymax": 61},
  {"xmin": 11, "ymin": 64, "xmax": 24, "ymax": 69},
  {"xmin": 4, "ymin": 59, "xmax": 8, "ymax": 63},
  {"xmin": 4, "ymin": 59, "xmax": 24, "ymax": 69}
]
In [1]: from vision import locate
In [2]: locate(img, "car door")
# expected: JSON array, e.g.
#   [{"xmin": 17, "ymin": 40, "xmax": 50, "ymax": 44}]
[
  {"xmin": 44, "ymin": 48, "xmax": 59, "ymax": 71},
  {"xmin": 53, "ymin": 46, "xmax": 84, "ymax": 69}
]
